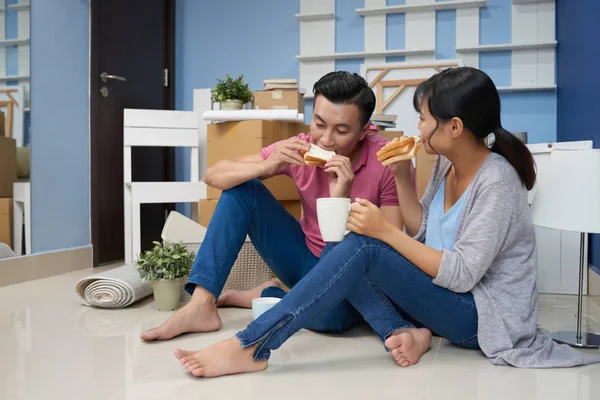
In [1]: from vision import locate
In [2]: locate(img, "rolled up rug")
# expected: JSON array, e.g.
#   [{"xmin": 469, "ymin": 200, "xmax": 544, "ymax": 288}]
[
  {"xmin": 75, "ymin": 264, "xmax": 152, "ymax": 308},
  {"xmin": 0, "ymin": 243, "xmax": 15, "ymax": 260}
]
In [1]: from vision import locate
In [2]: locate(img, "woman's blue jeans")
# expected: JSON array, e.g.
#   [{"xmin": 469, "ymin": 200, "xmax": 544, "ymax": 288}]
[{"xmin": 236, "ymin": 232, "xmax": 480, "ymax": 360}]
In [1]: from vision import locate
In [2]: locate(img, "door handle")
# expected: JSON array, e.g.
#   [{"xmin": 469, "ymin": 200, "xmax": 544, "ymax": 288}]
[{"xmin": 100, "ymin": 72, "xmax": 127, "ymax": 83}]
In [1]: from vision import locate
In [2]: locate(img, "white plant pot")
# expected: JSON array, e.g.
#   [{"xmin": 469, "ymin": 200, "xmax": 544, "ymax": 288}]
[
  {"xmin": 220, "ymin": 99, "xmax": 243, "ymax": 110},
  {"xmin": 151, "ymin": 277, "xmax": 185, "ymax": 311}
]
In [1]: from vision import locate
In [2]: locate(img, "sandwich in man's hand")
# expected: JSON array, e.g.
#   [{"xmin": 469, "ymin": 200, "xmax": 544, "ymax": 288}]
[
  {"xmin": 377, "ymin": 136, "xmax": 422, "ymax": 166},
  {"xmin": 302, "ymin": 144, "xmax": 336, "ymax": 167}
]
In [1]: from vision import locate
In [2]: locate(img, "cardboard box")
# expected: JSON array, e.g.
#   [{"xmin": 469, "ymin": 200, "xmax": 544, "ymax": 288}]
[
  {"xmin": 0, "ymin": 136, "xmax": 17, "ymax": 198},
  {"xmin": 0, "ymin": 198, "xmax": 12, "ymax": 248},
  {"xmin": 377, "ymin": 131, "xmax": 436, "ymax": 199},
  {"xmin": 254, "ymin": 90, "xmax": 305, "ymax": 114},
  {"xmin": 198, "ymin": 199, "xmax": 302, "ymax": 228},
  {"xmin": 413, "ymin": 147, "xmax": 437, "ymax": 199},
  {"xmin": 296, "ymin": 123, "xmax": 310, "ymax": 135},
  {"xmin": 0, "ymin": 111, "xmax": 5, "ymax": 136},
  {"xmin": 207, "ymin": 120, "xmax": 301, "ymax": 200}
]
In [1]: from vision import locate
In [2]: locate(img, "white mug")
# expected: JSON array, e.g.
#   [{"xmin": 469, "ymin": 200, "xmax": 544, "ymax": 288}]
[
  {"xmin": 252, "ymin": 297, "xmax": 281, "ymax": 320},
  {"xmin": 316, "ymin": 198, "xmax": 353, "ymax": 242}
]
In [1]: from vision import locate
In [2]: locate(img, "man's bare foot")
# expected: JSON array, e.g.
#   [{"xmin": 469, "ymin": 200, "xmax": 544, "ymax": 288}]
[
  {"xmin": 174, "ymin": 337, "xmax": 268, "ymax": 378},
  {"xmin": 384, "ymin": 328, "xmax": 432, "ymax": 368},
  {"xmin": 140, "ymin": 288, "xmax": 222, "ymax": 341},
  {"xmin": 217, "ymin": 279, "xmax": 281, "ymax": 308}
]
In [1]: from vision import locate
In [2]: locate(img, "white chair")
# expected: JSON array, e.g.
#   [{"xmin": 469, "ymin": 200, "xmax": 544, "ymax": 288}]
[
  {"xmin": 527, "ymin": 140, "xmax": 593, "ymax": 295},
  {"xmin": 13, "ymin": 181, "xmax": 31, "ymax": 256},
  {"xmin": 124, "ymin": 109, "xmax": 207, "ymax": 264}
]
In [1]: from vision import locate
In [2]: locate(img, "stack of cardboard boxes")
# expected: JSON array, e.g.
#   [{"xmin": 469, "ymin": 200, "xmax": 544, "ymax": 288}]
[
  {"xmin": 198, "ymin": 86, "xmax": 308, "ymax": 228},
  {"xmin": 0, "ymin": 135, "xmax": 16, "ymax": 249}
]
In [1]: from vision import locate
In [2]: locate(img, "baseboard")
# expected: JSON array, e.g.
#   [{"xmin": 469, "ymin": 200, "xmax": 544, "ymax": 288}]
[{"xmin": 0, "ymin": 245, "xmax": 93, "ymax": 287}]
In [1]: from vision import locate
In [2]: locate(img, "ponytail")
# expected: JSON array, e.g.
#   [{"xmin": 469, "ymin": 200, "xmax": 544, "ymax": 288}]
[{"xmin": 491, "ymin": 127, "xmax": 536, "ymax": 190}]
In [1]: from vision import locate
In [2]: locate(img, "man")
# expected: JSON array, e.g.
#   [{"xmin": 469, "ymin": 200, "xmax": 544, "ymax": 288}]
[{"xmin": 141, "ymin": 71, "xmax": 413, "ymax": 341}]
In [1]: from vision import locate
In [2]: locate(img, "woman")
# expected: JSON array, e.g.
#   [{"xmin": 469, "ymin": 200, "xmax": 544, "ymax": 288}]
[{"xmin": 173, "ymin": 67, "xmax": 600, "ymax": 377}]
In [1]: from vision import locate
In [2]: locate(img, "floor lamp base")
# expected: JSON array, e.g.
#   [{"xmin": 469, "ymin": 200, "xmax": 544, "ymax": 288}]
[{"xmin": 552, "ymin": 331, "xmax": 600, "ymax": 348}]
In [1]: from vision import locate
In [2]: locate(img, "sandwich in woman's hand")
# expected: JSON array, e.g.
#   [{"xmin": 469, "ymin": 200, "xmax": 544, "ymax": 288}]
[
  {"xmin": 377, "ymin": 136, "xmax": 422, "ymax": 166},
  {"xmin": 302, "ymin": 144, "xmax": 336, "ymax": 167}
]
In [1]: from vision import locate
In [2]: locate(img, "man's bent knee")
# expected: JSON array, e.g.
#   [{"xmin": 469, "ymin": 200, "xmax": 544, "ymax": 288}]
[{"xmin": 221, "ymin": 178, "xmax": 268, "ymax": 198}]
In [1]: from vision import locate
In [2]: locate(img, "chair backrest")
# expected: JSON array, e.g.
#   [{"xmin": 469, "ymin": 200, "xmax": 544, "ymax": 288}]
[
  {"xmin": 123, "ymin": 109, "xmax": 200, "ymax": 183},
  {"xmin": 526, "ymin": 140, "xmax": 593, "ymax": 204}
]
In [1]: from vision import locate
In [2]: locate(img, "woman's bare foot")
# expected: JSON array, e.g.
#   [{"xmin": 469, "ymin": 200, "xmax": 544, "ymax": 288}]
[
  {"xmin": 384, "ymin": 328, "xmax": 432, "ymax": 367},
  {"xmin": 217, "ymin": 279, "xmax": 281, "ymax": 308},
  {"xmin": 174, "ymin": 337, "xmax": 268, "ymax": 378},
  {"xmin": 140, "ymin": 288, "xmax": 222, "ymax": 341}
]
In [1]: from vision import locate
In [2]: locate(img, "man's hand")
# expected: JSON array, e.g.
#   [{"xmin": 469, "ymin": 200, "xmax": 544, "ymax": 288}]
[
  {"xmin": 263, "ymin": 138, "xmax": 311, "ymax": 175},
  {"xmin": 347, "ymin": 198, "xmax": 396, "ymax": 241},
  {"xmin": 324, "ymin": 155, "xmax": 354, "ymax": 198}
]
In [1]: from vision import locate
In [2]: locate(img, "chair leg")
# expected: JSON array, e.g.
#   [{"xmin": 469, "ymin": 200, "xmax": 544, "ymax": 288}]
[
  {"xmin": 13, "ymin": 200, "xmax": 23, "ymax": 256},
  {"xmin": 131, "ymin": 197, "xmax": 142, "ymax": 263},
  {"xmin": 124, "ymin": 186, "xmax": 133, "ymax": 264}
]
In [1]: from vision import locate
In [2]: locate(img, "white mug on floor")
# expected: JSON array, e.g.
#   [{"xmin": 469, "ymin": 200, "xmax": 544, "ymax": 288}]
[
  {"xmin": 316, "ymin": 197, "xmax": 352, "ymax": 242},
  {"xmin": 252, "ymin": 297, "xmax": 281, "ymax": 320}
]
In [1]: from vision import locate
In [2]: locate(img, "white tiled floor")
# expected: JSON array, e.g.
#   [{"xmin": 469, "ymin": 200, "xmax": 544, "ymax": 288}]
[{"xmin": 1, "ymin": 266, "xmax": 600, "ymax": 400}]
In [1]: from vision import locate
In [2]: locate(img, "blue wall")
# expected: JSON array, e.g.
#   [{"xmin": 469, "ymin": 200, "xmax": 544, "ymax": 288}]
[
  {"xmin": 175, "ymin": 0, "xmax": 299, "ymax": 216},
  {"xmin": 556, "ymin": 0, "xmax": 600, "ymax": 270},
  {"xmin": 175, "ymin": 0, "xmax": 558, "ymax": 217},
  {"xmin": 30, "ymin": 0, "xmax": 91, "ymax": 253}
]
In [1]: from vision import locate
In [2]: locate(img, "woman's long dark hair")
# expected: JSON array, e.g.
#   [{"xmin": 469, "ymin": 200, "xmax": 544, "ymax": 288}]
[{"xmin": 413, "ymin": 67, "xmax": 535, "ymax": 190}]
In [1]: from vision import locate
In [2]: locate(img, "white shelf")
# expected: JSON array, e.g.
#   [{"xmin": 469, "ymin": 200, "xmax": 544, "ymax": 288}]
[
  {"xmin": 296, "ymin": 48, "xmax": 435, "ymax": 62},
  {"xmin": 0, "ymin": 38, "xmax": 29, "ymax": 47},
  {"xmin": 295, "ymin": 12, "xmax": 335, "ymax": 21},
  {"xmin": 9, "ymin": 3, "xmax": 30, "ymax": 11},
  {"xmin": 0, "ymin": 74, "xmax": 29, "ymax": 81},
  {"xmin": 513, "ymin": 0, "xmax": 553, "ymax": 4},
  {"xmin": 456, "ymin": 41, "xmax": 556, "ymax": 52},
  {"xmin": 356, "ymin": 0, "xmax": 486, "ymax": 16},
  {"xmin": 496, "ymin": 85, "xmax": 556, "ymax": 93}
]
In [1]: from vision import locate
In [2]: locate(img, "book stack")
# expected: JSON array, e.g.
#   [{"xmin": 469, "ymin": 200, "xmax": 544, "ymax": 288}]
[
  {"xmin": 370, "ymin": 114, "xmax": 397, "ymax": 130},
  {"xmin": 263, "ymin": 79, "xmax": 299, "ymax": 91}
]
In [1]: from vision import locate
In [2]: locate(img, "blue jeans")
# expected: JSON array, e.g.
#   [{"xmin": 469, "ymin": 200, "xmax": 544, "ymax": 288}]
[
  {"xmin": 186, "ymin": 179, "xmax": 401, "ymax": 334},
  {"xmin": 236, "ymin": 233, "xmax": 480, "ymax": 360}
]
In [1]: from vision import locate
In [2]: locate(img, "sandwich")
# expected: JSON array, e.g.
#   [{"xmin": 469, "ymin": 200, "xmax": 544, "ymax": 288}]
[
  {"xmin": 302, "ymin": 144, "xmax": 336, "ymax": 167},
  {"xmin": 377, "ymin": 136, "xmax": 422, "ymax": 166}
]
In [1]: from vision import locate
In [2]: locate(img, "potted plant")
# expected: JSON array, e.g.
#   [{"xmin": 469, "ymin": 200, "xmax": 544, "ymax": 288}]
[
  {"xmin": 211, "ymin": 74, "xmax": 253, "ymax": 110},
  {"xmin": 135, "ymin": 241, "xmax": 194, "ymax": 311}
]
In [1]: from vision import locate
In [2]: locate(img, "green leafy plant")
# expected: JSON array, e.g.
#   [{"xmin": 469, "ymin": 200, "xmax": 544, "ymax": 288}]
[
  {"xmin": 135, "ymin": 241, "xmax": 194, "ymax": 281},
  {"xmin": 211, "ymin": 74, "xmax": 253, "ymax": 103}
]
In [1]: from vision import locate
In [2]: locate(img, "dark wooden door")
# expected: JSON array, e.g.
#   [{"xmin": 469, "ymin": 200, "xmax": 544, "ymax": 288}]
[{"xmin": 90, "ymin": 0, "xmax": 175, "ymax": 266}]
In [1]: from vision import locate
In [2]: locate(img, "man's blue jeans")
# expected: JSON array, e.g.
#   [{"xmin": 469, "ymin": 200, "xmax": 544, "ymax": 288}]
[
  {"xmin": 186, "ymin": 179, "xmax": 403, "ymax": 335},
  {"xmin": 235, "ymin": 232, "xmax": 480, "ymax": 360}
]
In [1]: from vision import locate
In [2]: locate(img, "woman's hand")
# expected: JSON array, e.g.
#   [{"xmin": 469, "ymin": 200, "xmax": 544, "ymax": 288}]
[
  {"xmin": 385, "ymin": 137, "xmax": 413, "ymax": 179},
  {"xmin": 347, "ymin": 198, "xmax": 397, "ymax": 241}
]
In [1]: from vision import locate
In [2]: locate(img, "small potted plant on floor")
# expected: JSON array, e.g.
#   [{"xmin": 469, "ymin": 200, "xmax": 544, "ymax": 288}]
[
  {"xmin": 211, "ymin": 74, "xmax": 253, "ymax": 110},
  {"xmin": 135, "ymin": 241, "xmax": 194, "ymax": 311}
]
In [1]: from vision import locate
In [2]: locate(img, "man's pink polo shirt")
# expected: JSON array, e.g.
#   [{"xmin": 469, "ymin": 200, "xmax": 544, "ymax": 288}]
[{"xmin": 261, "ymin": 132, "xmax": 414, "ymax": 257}]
